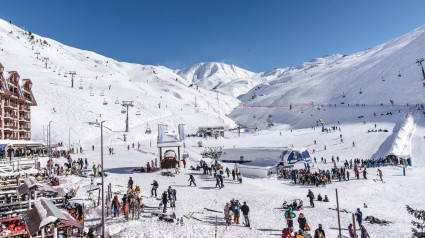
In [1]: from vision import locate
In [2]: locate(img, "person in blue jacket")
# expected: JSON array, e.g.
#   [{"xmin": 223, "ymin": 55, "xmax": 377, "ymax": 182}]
[{"xmin": 355, "ymin": 208, "xmax": 363, "ymax": 227}]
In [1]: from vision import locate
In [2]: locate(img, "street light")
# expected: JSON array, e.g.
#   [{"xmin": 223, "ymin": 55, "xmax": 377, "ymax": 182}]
[
  {"xmin": 100, "ymin": 120, "xmax": 106, "ymax": 238},
  {"xmin": 48, "ymin": 121, "xmax": 52, "ymax": 161}
]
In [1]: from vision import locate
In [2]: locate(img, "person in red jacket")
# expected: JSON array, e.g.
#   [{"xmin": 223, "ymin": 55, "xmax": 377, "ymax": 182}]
[
  {"xmin": 282, "ymin": 227, "xmax": 294, "ymax": 238},
  {"xmin": 182, "ymin": 159, "xmax": 187, "ymax": 168}
]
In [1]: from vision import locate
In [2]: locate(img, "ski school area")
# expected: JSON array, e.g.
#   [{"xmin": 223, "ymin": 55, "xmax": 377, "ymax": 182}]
[{"xmin": 0, "ymin": 105, "xmax": 423, "ymax": 238}]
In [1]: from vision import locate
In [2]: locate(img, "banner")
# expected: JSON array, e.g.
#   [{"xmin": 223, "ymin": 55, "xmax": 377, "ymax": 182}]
[
  {"xmin": 158, "ymin": 124, "xmax": 165, "ymax": 143},
  {"xmin": 178, "ymin": 124, "xmax": 185, "ymax": 141}
]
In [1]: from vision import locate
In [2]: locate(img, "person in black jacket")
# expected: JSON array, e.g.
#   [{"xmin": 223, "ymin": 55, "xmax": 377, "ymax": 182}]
[
  {"xmin": 297, "ymin": 213, "xmax": 307, "ymax": 231},
  {"xmin": 151, "ymin": 180, "xmax": 158, "ymax": 197},
  {"xmin": 161, "ymin": 191, "xmax": 168, "ymax": 213},
  {"xmin": 128, "ymin": 177, "xmax": 134, "ymax": 190},
  {"xmin": 188, "ymin": 174, "xmax": 196, "ymax": 186},
  {"xmin": 307, "ymin": 189, "xmax": 315, "ymax": 208},
  {"xmin": 241, "ymin": 201, "xmax": 250, "ymax": 227}
]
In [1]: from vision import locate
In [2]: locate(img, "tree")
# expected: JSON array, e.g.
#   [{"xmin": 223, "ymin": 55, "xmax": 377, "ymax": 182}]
[{"xmin": 407, "ymin": 205, "xmax": 425, "ymax": 237}]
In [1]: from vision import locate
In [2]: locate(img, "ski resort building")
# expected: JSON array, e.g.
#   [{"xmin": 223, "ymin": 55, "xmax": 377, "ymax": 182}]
[
  {"xmin": 219, "ymin": 147, "xmax": 310, "ymax": 178},
  {"xmin": 0, "ymin": 62, "xmax": 37, "ymax": 140}
]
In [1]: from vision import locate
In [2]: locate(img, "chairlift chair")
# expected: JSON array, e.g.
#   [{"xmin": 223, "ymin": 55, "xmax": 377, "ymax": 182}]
[
  {"xmin": 79, "ymin": 78, "xmax": 83, "ymax": 83},
  {"xmin": 359, "ymin": 88, "xmax": 363, "ymax": 94},
  {"xmin": 79, "ymin": 84, "xmax": 83, "ymax": 90},
  {"xmin": 121, "ymin": 107, "xmax": 126, "ymax": 114},
  {"xmin": 136, "ymin": 110, "xmax": 141, "ymax": 116},
  {"xmin": 115, "ymin": 98, "xmax": 119, "ymax": 104},
  {"xmin": 182, "ymin": 151, "xmax": 189, "ymax": 159},
  {"xmin": 398, "ymin": 71, "xmax": 402, "ymax": 77},
  {"xmin": 145, "ymin": 124, "xmax": 151, "ymax": 134},
  {"xmin": 103, "ymin": 98, "xmax": 108, "ymax": 105},
  {"xmin": 100, "ymin": 90, "xmax": 105, "ymax": 96},
  {"xmin": 90, "ymin": 91, "xmax": 94, "ymax": 96}
]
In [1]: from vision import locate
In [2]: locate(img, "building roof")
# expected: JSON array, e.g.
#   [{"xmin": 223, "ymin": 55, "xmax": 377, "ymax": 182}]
[
  {"xmin": 23, "ymin": 198, "xmax": 82, "ymax": 236},
  {"xmin": 17, "ymin": 177, "xmax": 57, "ymax": 196},
  {"xmin": 157, "ymin": 133, "xmax": 182, "ymax": 148},
  {"xmin": 219, "ymin": 147, "xmax": 286, "ymax": 168}
]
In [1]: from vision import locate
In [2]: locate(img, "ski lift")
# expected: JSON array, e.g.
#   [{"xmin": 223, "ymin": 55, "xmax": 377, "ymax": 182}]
[
  {"xmin": 145, "ymin": 124, "xmax": 151, "ymax": 134},
  {"xmin": 90, "ymin": 91, "xmax": 94, "ymax": 96},
  {"xmin": 136, "ymin": 110, "xmax": 141, "ymax": 116},
  {"xmin": 359, "ymin": 88, "xmax": 363, "ymax": 94},
  {"xmin": 398, "ymin": 71, "xmax": 401, "ymax": 77},
  {"xmin": 64, "ymin": 74, "xmax": 67, "ymax": 78},
  {"xmin": 100, "ymin": 90, "xmax": 105, "ymax": 96},
  {"xmin": 79, "ymin": 78, "xmax": 83, "ymax": 83},
  {"xmin": 121, "ymin": 107, "xmax": 126, "ymax": 114},
  {"xmin": 342, "ymin": 92, "xmax": 346, "ymax": 98},
  {"xmin": 79, "ymin": 83, "xmax": 83, "ymax": 90},
  {"xmin": 89, "ymin": 84, "xmax": 93, "ymax": 90},
  {"xmin": 103, "ymin": 98, "xmax": 108, "ymax": 105},
  {"xmin": 182, "ymin": 151, "xmax": 190, "ymax": 159},
  {"xmin": 115, "ymin": 98, "xmax": 119, "ymax": 104}
]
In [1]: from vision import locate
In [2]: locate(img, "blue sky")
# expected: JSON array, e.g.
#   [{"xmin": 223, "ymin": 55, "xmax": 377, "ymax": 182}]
[{"xmin": 1, "ymin": 0, "xmax": 425, "ymax": 72}]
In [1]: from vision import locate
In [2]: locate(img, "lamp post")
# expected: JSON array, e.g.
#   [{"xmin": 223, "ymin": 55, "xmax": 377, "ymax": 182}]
[
  {"xmin": 48, "ymin": 121, "xmax": 52, "ymax": 161},
  {"xmin": 101, "ymin": 120, "xmax": 106, "ymax": 238}
]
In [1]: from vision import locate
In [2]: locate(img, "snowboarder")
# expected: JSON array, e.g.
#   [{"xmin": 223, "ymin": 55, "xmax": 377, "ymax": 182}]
[
  {"xmin": 188, "ymin": 174, "xmax": 196, "ymax": 186},
  {"xmin": 355, "ymin": 208, "xmax": 363, "ymax": 227},
  {"xmin": 151, "ymin": 180, "xmax": 158, "ymax": 197},
  {"xmin": 241, "ymin": 201, "xmax": 250, "ymax": 227},
  {"xmin": 284, "ymin": 207, "xmax": 296, "ymax": 228}
]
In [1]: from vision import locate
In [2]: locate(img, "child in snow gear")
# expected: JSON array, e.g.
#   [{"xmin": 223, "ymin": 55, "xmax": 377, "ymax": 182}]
[
  {"xmin": 285, "ymin": 207, "xmax": 296, "ymax": 228},
  {"xmin": 241, "ymin": 201, "xmax": 250, "ymax": 227}
]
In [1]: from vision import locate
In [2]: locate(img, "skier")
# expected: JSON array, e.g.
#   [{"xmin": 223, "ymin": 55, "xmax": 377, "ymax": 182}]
[
  {"xmin": 362, "ymin": 169, "xmax": 368, "ymax": 179},
  {"xmin": 151, "ymin": 180, "xmax": 158, "ymax": 198},
  {"xmin": 215, "ymin": 174, "xmax": 221, "ymax": 188},
  {"xmin": 307, "ymin": 190, "xmax": 315, "ymax": 208},
  {"xmin": 232, "ymin": 169, "xmax": 236, "ymax": 180},
  {"xmin": 128, "ymin": 177, "xmax": 134, "ymax": 190},
  {"xmin": 188, "ymin": 174, "xmax": 196, "ymax": 186},
  {"xmin": 314, "ymin": 224, "xmax": 325, "ymax": 238},
  {"xmin": 284, "ymin": 207, "xmax": 296, "ymax": 228},
  {"xmin": 127, "ymin": 145, "xmax": 130, "ymax": 150},
  {"xmin": 360, "ymin": 225, "xmax": 370, "ymax": 238},
  {"xmin": 241, "ymin": 201, "xmax": 250, "ymax": 227},
  {"xmin": 226, "ymin": 167, "xmax": 230, "ymax": 178},
  {"xmin": 219, "ymin": 174, "xmax": 224, "ymax": 188},
  {"xmin": 92, "ymin": 145, "xmax": 94, "ymax": 151},
  {"xmin": 355, "ymin": 208, "xmax": 363, "ymax": 227},
  {"xmin": 182, "ymin": 158, "xmax": 186, "ymax": 168},
  {"xmin": 122, "ymin": 194, "xmax": 128, "ymax": 217}
]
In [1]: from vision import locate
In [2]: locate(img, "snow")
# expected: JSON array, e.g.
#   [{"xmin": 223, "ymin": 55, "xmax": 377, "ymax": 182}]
[{"xmin": 0, "ymin": 17, "xmax": 425, "ymax": 238}]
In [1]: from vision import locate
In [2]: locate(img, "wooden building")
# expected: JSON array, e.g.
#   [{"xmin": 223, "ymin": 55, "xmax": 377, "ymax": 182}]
[{"xmin": 0, "ymin": 62, "xmax": 37, "ymax": 140}]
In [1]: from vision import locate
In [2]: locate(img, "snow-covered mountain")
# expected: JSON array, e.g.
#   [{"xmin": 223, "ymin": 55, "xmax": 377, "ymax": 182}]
[
  {"xmin": 0, "ymin": 19, "xmax": 239, "ymax": 147},
  {"xmin": 229, "ymin": 26, "xmax": 425, "ymax": 129},
  {"xmin": 175, "ymin": 62, "xmax": 256, "ymax": 97}
]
